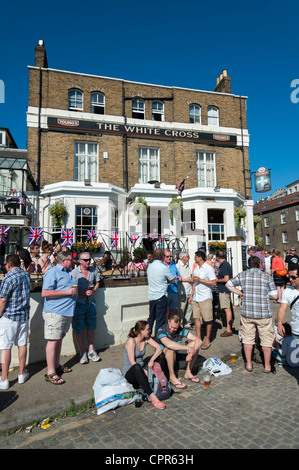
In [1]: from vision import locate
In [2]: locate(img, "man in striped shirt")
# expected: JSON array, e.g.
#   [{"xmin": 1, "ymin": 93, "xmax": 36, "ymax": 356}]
[
  {"xmin": 226, "ymin": 256, "xmax": 278, "ymax": 373},
  {"xmin": 0, "ymin": 254, "xmax": 31, "ymax": 389}
]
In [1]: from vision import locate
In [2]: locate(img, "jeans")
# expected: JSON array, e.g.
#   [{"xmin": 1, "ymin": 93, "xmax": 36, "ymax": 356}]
[{"xmin": 147, "ymin": 295, "xmax": 168, "ymax": 339}]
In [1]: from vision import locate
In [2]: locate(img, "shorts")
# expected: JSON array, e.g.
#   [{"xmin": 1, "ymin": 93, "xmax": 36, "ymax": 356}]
[
  {"xmin": 43, "ymin": 312, "xmax": 72, "ymax": 340},
  {"xmin": 219, "ymin": 292, "xmax": 231, "ymax": 310},
  {"xmin": 72, "ymin": 302, "xmax": 97, "ymax": 334},
  {"xmin": 0, "ymin": 317, "xmax": 29, "ymax": 349},
  {"xmin": 167, "ymin": 292, "xmax": 178, "ymax": 310},
  {"xmin": 241, "ymin": 316, "xmax": 275, "ymax": 348},
  {"xmin": 192, "ymin": 298, "xmax": 213, "ymax": 322}
]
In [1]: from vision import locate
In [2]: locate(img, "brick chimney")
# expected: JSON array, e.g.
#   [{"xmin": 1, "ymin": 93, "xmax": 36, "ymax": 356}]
[
  {"xmin": 34, "ymin": 40, "xmax": 48, "ymax": 68},
  {"xmin": 214, "ymin": 69, "xmax": 231, "ymax": 93}
]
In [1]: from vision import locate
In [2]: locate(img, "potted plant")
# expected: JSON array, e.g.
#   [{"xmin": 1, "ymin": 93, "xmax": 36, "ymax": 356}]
[
  {"xmin": 168, "ymin": 197, "xmax": 183, "ymax": 221},
  {"xmin": 234, "ymin": 205, "xmax": 247, "ymax": 228},
  {"xmin": 134, "ymin": 196, "xmax": 148, "ymax": 222},
  {"xmin": 49, "ymin": 199, "xmax": 68, "ymax": 227}
]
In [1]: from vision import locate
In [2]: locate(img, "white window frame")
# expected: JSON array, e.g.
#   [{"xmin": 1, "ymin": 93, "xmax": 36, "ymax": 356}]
[
  {"xmin": 132, "ymin": 99, "xmax": 145, "ymax": 119},
  {"xmin": 264, "ymin": 216, "xmax": 269, "ymax": 227},
  {"xmin": 282, "ymin": 231, "xmax": 288, "ymax": 244},
  {"xmin": 90, "ymin": 92, "xmax": 105, "ymax": 114},
  {"xmin": 68, "ymin": 89, "xmax": 83, "ymax": 111},
  {"xmin": 189, "ymin": 104, "xmax": 201, "ymax": 124},
  {"xmin": 265, "ymin": 234, "xmax": 270, "ymax": 246},
  {"xmin": 152, "ymin": 101, "xmax": 164, "ymax": 121},
  {"xmin": 296, "ymin": 209, "xmax": 299, "ymax": 221},
  {"xmin": 297, "ymin": 229, "xmax": 299, "ymax": 242},
  {"xmin": 75, "ymin": 206, "xmax": 98, "ymax": 241},
  {"xmin": 207, "ymin": 106, "xmax": 219, "ymax": 126},
  {"xmin": 281, "ymin": 212, "xmax": 286, "ymax": 224},
  {"xmin": 74, "ymin": 142, "xmax": 98, "ymax": 183},
  {"xmin": 208, "ymin": 223, "xmax": 225, "ymax": 241},
  {"xmin": 111, "ymin": 207, "xmax": 119, "ymax": 232},
  {"xmin": 138, "ymin": 147, "xmax": 160, "ymax": 183},
  {"xmin": 196, "ymin": 151, "xmax": 216, "ymax": 188}
]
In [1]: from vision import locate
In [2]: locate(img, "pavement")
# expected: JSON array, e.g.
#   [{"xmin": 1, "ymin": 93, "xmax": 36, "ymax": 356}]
[{"xmin": 0, "ymin": 301, "xmax": 299, "ymax": 450}]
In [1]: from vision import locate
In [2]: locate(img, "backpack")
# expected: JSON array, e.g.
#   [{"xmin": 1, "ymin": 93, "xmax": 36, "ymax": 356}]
[{"xmin": 147, "ymin": 362, "xmax": 173, "ymax": 400}]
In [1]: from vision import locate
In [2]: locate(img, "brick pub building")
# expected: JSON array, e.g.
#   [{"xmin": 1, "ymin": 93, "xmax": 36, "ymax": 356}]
[{"xmin": 26, "ymin": 41, "xmax": 254, "ymax": 257}]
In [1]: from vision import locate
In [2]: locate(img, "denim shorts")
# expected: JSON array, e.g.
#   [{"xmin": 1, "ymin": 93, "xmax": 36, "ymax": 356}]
[{"xmin": 72, "ymin": 302, "xmax": 97, "ymax": 334}]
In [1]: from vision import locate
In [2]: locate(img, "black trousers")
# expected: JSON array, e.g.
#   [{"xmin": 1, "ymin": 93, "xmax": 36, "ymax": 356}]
[{"xmin": 125, "ymin": 363, "xmax": 152, "ymax": 396}]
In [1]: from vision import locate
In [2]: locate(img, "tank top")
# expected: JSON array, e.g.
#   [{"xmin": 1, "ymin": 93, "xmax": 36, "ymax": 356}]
[{"xmin": 122, "ymin": 339, "xmax": 146, "ymax": 376}]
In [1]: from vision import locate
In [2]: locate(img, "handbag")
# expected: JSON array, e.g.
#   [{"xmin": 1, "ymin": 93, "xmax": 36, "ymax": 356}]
[{"xmin": 276, "ymin": 268, "xmax": 287, "ymax": 277}]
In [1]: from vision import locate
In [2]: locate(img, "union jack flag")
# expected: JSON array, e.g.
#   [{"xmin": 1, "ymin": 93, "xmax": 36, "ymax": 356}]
[
  {"xmin": 175, "ymin": 176, "xmax": 189, "ymax": 197},
  {"xmin": 61, "ymin": 228, "xmax": 74, "ymax": 247},
  {"xmin": 0, "ymin": 226, "xmax": 9, "ymax": 245},
  {"xmin": 130, "ymin": 233, "xmax": 139, "ymax": 245},
  {"xmin": 29, "ymin": 227, "xmax": 43, "ymax": 246},
  {"xmin": 110, "ymin": 231, "xmax": 119, "ymax": 248},
  {"xmin": 87, "ymin": 229, "xmax": 97, "ymax": 240},
  {"xmin": 18, "ymin": 197, "xmax": 25, "ymax": 205}
]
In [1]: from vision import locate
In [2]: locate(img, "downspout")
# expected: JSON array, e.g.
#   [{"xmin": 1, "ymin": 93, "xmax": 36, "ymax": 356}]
[{"xmin": 36, "ymin": 67, "xmax": 42, "ymax": 225}]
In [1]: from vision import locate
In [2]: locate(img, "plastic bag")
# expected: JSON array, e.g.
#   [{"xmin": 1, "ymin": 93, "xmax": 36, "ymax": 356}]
[
  {"xmin": 202, "ymin": 357, "xmax": 232, "ymax": 377},
  {"xmin": 93, "ymin": 367, "xmax": 138, "ymax": 415}
]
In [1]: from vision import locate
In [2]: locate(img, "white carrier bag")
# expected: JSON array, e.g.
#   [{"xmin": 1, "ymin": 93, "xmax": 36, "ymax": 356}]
[
  {"xmin": 93, "ymin": 368, "xmax": 138, "ymax": 415},
  {"xmin": 202, "ymin": 357, "xmax": 232, "ymax": 377}
]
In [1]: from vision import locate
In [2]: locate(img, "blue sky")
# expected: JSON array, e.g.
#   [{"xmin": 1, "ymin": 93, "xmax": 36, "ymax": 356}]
[{"xmin": 0, "ymin": 0, "xmax": 298, "ymax": 202}]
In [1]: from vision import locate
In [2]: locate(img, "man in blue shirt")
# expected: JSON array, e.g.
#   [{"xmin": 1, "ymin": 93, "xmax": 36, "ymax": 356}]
[
  {"xmin": 0, "ymin": 254, "xmax": 31, "ymax": 389},
  {"xmin": 42, "ymin": 251, "xmax": 77, "ymax": 385},
  {"xmin": 147, "ymin": 249, "xmax": 177, "ymax": 339},
  {"xmin": 163, "ymin": 250, "xmax": 181, "ymax": 318}
]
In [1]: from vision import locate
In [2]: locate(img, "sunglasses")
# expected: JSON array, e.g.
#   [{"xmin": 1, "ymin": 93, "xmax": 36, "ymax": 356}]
[
  {"xmin": 290, "ymin": 275, "xmax": 298, "ymax": 280},
  {"xmin": 81, "ymin": 258, "xmax": 91, "ymax": 262}
]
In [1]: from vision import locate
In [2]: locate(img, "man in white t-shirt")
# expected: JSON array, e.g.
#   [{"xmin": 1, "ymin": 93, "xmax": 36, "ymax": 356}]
[
  {"xmin": 264, "ymin": 250, "xmax": 272, "ymax": 275},
  {"xmin": 277, "ymin": 267, "xmax": 299, "ymax": 344},
  {"xmin": 189, "ymin": 250, "xmax": 216, "ymax": 349}
]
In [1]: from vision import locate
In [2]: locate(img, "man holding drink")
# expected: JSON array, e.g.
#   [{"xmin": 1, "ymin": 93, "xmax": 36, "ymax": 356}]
[{"xmin": 71, "ymin": 252, "xmax": 101, "ymax": 364}]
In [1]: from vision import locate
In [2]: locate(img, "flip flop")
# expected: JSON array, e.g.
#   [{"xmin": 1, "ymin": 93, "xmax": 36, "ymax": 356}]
[
  {"xmin": 185, "ymin": 376, "xmax": 200, "ymax": 383},
  {"xmin": 170, "ymin": 380, "xmax": 187, "ymax": 390},
  {"xmin": 201, "ymin": 343, "xmax": 211, "ymax": 350}
]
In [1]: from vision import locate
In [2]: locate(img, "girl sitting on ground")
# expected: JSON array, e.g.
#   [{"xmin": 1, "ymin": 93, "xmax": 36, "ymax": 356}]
[{"xmin": 123, "ymin": 320, "xmax": 165, "ymax": 410}]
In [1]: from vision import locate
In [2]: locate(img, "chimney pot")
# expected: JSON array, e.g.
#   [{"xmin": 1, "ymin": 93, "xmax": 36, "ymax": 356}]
[{"xmin": 222, "ymin": 69, "xmax": 228, "ymax": 77}]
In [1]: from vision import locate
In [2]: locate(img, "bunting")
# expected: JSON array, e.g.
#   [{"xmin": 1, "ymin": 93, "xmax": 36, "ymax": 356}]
[
  {"xmin": 61, "ymin": 228, "xmax": 74, "ymax": 247},
  {"xmin": 0, "ymin": 226, "xmax": 9, "ymax": 245},
  {"xmin": 110, "ymin": 231, "xmax": 119, "ymax": 248},
  {"xmin": 87, "ymin": 229, "xmax": 97, "ymax": 240},
  {"xmin": 29, "ymin": 227, "xmax": 43, "ymax": 246},
  {"xmin": 130, "ymin": 232, "xmax": 139, "ymax": 245}
]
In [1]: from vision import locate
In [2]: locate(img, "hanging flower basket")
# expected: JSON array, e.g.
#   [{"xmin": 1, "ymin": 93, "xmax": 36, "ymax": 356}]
[
  {"xmin": 134, "ymin": 196, "xmax": 148, "ymax": 222},
  {"xmin": 234, "ymin": 205, "xmax": 247, "ymax": 228},
  {"xmin": 49, "ymin": 199, "xmax": 68, "ymax": 227},
  {"xmin": 168, "ymin": 197, "xmax": 183, "ymax": 221}
]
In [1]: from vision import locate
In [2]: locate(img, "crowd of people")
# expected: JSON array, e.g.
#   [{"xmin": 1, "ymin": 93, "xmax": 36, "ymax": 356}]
[{"xmin": 0, "ymin": 242, "xmax": 298, "ymax": 400}]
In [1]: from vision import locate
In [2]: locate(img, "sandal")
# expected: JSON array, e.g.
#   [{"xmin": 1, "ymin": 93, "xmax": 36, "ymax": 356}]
[
  {"xmin": 45, "ymin": 373, "xmax": 65, "ymax": 385},
  {"xmin": 184, "ymin": 375, "xmax": 200, "ymax": 383},
  {"xmin": 201, "ymin": 343, "xmax": 211, "ymax": 350},
  {"xmin": 56, "ymin": 365, "xmax": 72, "ymax": 374},
  {"xmin": 170, "ymin": 380, "xmax": 187, "ymax": 390},
  {"xmin": 151, "ymin": 400, "xmax": 166, "ymax": 409}
]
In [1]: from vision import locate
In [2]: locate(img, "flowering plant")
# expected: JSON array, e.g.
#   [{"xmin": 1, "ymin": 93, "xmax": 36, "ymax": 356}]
[
  {"xmin": 73, "ymin": 241, "xmax": 104, "ymax": 253},
  {"xmin": 168, "ymin": 197, "xmax": 183, "ymax": 221},
  {"xmin": 208, "ymin": 241, "xmax": 226, "ymax": 252},
  {"xmin": 49, "ymin": 199, "xmax": 68, "ymax": 227},
  {"xmin": 234, "ymin": 205, "xmax": 247, "ymax": 228},
  {"xmin": 134, "ymin": 196, "xmax": 148, "ymax": 222}
]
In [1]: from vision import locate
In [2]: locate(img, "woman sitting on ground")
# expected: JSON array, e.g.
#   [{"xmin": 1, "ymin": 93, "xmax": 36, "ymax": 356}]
[{"xmin": 123, "ymin": 320, "xmax": 165, "ymax": 410}]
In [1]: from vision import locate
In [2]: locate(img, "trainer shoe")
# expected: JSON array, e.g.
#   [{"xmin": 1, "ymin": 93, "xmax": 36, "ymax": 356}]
[
  {"xmin": 18, "ymin": 371, "xmax": 29, "ymax": 384},
  {"xmin": 0, "ymin": 378, "xmax": 9, "ymax": 390},
  {"xmin": 88, "ymin": 349, "xmax": 101, "ymax": 362},
  {"xmin": 79, "ymin": 351, "xmax": 89, "ymax": 364}
]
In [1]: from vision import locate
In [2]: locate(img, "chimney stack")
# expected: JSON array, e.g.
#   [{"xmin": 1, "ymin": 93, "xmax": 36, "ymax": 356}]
[
  {"xmin": 34, "ymin": 40, "xmax": 48, "ymax": 68},
  {"xmin": 214, "ymin": 69, "xmax": 231, "ymax": 93}
]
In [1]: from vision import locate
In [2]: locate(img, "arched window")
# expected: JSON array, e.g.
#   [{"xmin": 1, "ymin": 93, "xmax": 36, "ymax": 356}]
[
  {"xmin": 68, "ymin": 89, "xmax": 83, "ymax": 111},
  {"xmin": 207, "ymin": 106, "xmax": 219, "ymax": 126},
  {"xmin": 132, "ymin": 99, "xmax": 145, "ymax": 119},
  {"xmin": 189, "ymin": 104, "xmax": 201, "ymax": 124},
  {"xmin": 90, "ymin": 92, "xmax": 105, "ymax": 114},
  {"xmin": 152, "ymin": 101, "xmax": 164, "ymax": 121}
]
